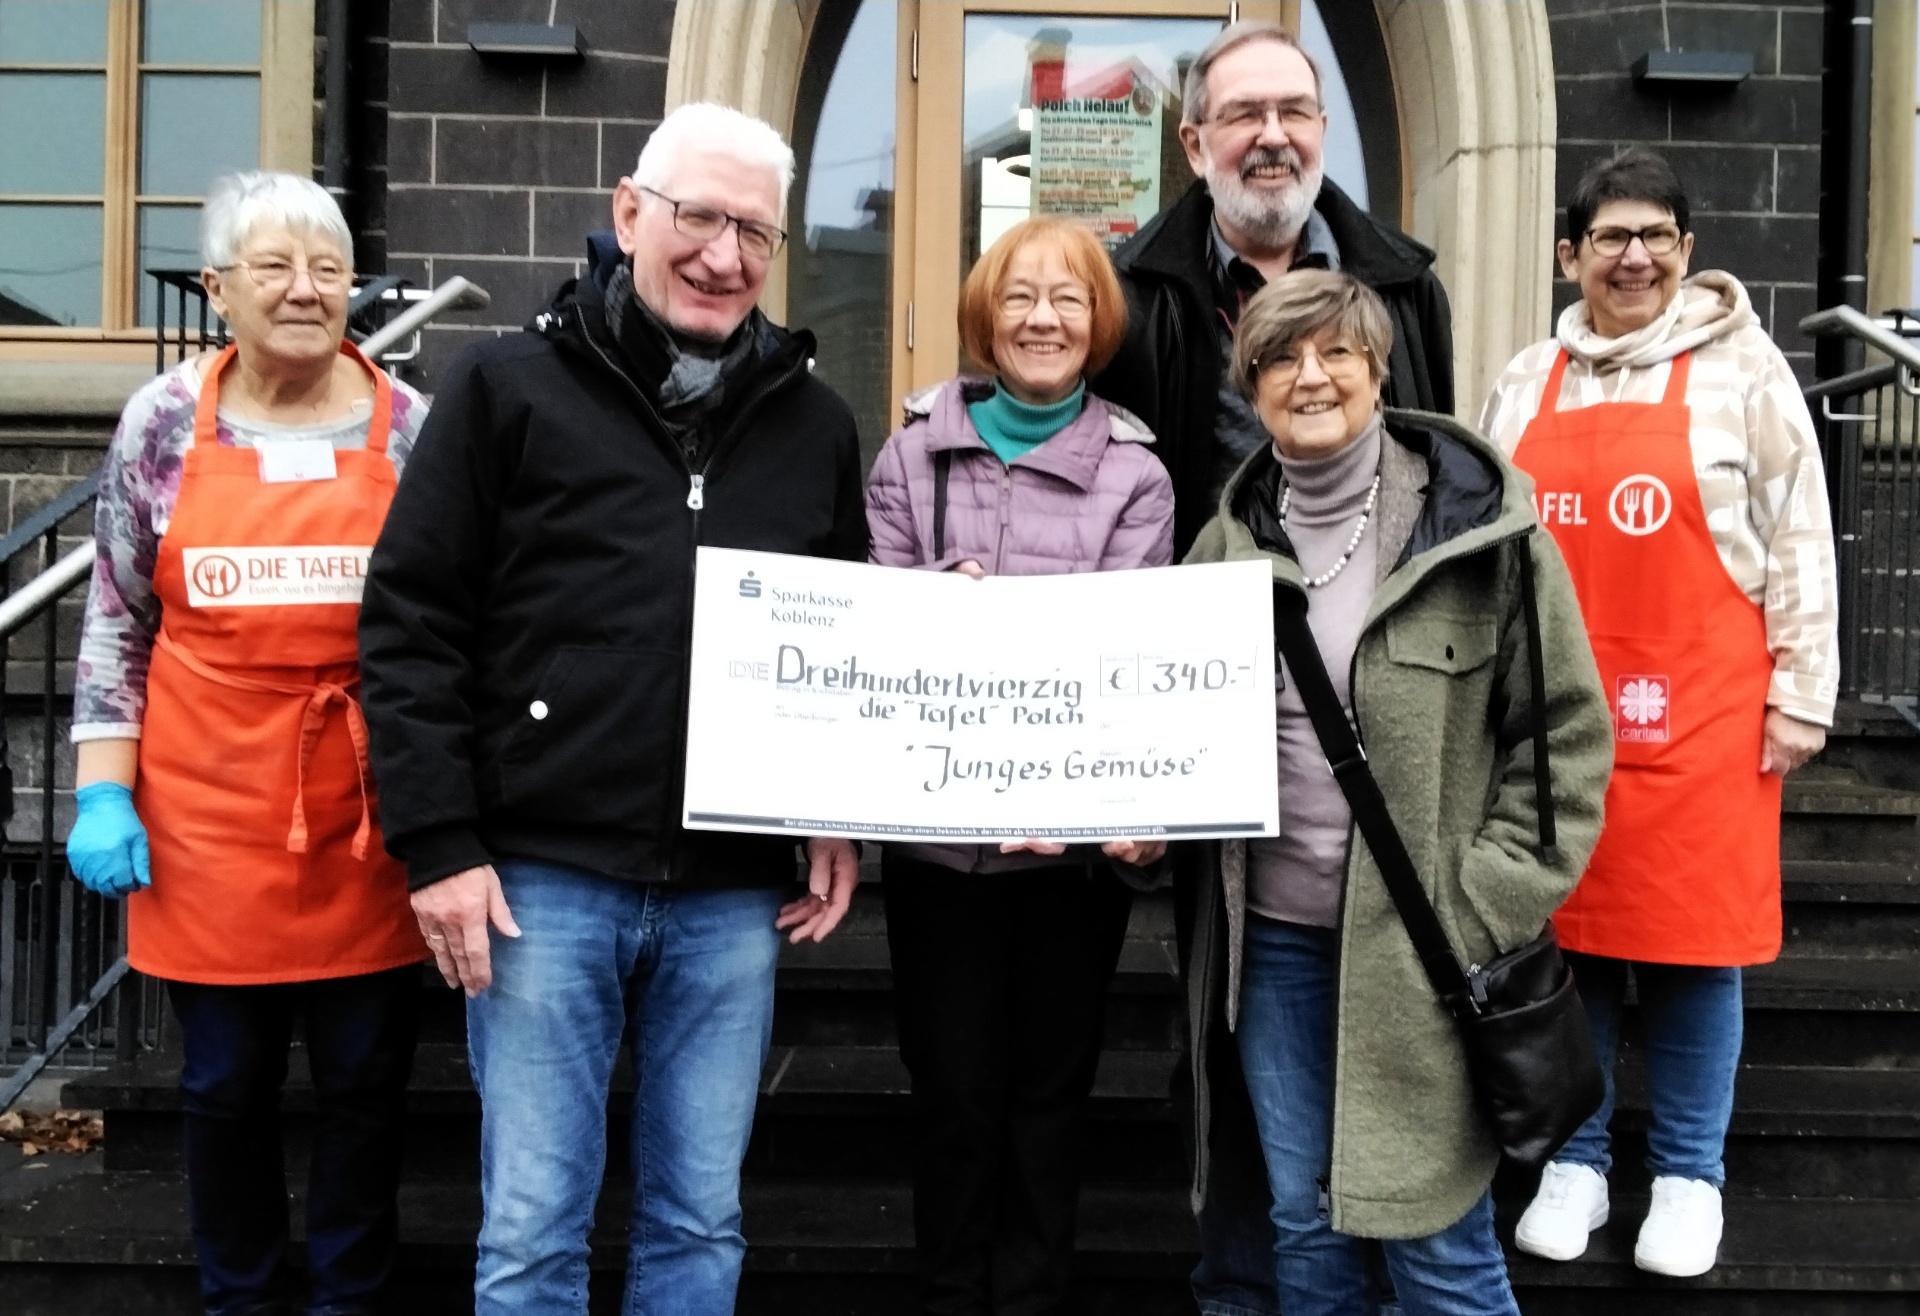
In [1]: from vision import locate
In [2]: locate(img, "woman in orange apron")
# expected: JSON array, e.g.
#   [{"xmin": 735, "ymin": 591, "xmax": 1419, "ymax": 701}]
[
  {"xmin": 67, "ymin": 172, "xmax": 430, "ymax": 1316},
  {"xmin": 1478, "ymin": 150, "xmax": 1838, "ymax": 1280}
]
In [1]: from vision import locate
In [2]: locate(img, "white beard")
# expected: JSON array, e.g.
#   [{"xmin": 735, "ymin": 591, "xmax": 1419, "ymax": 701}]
[{"xmin": 1209, "ymin": 155, "xmax": 1323, "ymax": 253}]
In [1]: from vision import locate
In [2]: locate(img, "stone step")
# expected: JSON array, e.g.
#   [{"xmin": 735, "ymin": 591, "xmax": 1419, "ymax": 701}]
[
  {"xmin": 1781, "ymin": 858, "xmax": 1920, "ymax": 904},
  {"xmin": 282, "ymin": 929, "xmax": 1920, "ymax": 1056},
  {"xmin": 1, "ymin": 1167, "xmax": 1915, "ymax": 1315},
  {"xmin": 70, "ymin": 1044, "xmax": 1920, "ymax": 1197}
]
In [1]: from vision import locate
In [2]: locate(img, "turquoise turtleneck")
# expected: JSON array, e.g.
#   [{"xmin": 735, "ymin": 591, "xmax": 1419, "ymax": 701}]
[{"xmin": 967, "ymin": 380, "xmax": 1087, "ymax": 465}]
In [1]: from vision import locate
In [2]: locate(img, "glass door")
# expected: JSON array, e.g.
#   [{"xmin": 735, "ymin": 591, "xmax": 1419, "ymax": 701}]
[{"xmin": 901, "ymin": 0, "xmax": 1291, "ymax": 391}]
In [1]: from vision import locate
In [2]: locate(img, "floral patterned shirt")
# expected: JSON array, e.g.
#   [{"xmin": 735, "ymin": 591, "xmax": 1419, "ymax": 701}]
[{"xmin": 72, "ymin": 356, "xmax": 429, "ymax": 741}]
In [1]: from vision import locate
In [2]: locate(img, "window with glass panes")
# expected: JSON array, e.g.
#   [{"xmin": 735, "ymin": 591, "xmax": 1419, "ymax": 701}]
[{"xmin": 0, "ymin": 0, "xmax": 295, "ymax": 336}]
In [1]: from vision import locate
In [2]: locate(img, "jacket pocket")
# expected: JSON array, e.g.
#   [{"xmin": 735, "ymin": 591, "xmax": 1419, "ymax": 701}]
[
  {"xmin": 1384, "ymin": 613, "xmax": 1499, "ymax": 676},
  {"xmin": 499, "ymin": 646, "xmax": 680, "ymax": 832}
]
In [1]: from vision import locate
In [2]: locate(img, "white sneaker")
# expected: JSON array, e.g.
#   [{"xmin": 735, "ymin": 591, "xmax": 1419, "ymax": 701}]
[
  {"xmin": 1514, "ymin": 1161, "xmax": 1610, "ymax": 1261},
  {"xmin": 1634, "ymin": 1176, "xmax": 1724, "ymax": 1277}
]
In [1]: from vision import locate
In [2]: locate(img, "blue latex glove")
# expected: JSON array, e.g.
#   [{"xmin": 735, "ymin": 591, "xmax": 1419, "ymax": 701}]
[{"xmin": 66, "ymin": 782, "xmax": 151, "ymax": 898}]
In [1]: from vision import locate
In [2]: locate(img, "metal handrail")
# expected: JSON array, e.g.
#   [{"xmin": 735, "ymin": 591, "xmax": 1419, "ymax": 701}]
[
  {"xmin": 1804, "ymin": 362, "xmax": 1898, "ymax": 401},
  {"xmin": 0, "ymin": 276, "xmax": 489, "ymax": 647},
  {"xmin": 1800, "ymin": 305, "xmax": 1920, "ymax": 374}
]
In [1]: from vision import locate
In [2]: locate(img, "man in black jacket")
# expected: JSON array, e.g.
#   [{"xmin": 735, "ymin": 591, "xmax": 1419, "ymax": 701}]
[
  {"xmin": 1094, "ymin": 22, "xmax": 1453, "ymax": 556},
  {"xmin": 358, "ymin": 102, "xmax": 865, "ymax": 1316},
  {"xmin": 1089, "ymin": 24, "xmax": 1457, "ymax": 1316}
]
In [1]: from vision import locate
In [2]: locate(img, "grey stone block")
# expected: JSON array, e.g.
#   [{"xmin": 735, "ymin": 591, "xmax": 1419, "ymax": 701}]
[
  {"xmin": 542, "ymin": 52, "xmax": 667, "ymax": 121},
  {"xmin": 388, "ymin": 45, "xmax": 541, "ymax": 116},
  {"xmin": 534, "ymin": 189, "xmax": 614, "ymax": 259},
  {"xmin": 436, "ymin": 118, "xmax": 599, "ymax": 189},
  {"xmin": 388, "ymin": 186, "xmax": 530, "ymax": 257}
]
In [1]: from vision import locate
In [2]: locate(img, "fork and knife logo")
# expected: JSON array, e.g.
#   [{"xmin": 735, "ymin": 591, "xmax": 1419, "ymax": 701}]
[{"xmin": 1607, "ymin": 474, "xmax": 1671, "ymax": 537}]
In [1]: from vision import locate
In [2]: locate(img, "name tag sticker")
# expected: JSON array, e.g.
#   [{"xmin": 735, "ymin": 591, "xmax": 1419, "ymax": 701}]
[{"xmin": 257, "ymin": 440, "xmax": 337, "ymax": 484}]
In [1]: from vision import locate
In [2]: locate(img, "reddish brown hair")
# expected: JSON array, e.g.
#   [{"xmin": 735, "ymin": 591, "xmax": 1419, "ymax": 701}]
[{"xmin": 957, "ymin": 217, "xmax": 1128, "ymax": 377}]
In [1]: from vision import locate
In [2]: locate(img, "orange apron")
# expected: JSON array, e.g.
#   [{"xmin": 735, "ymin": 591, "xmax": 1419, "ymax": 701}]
[
  {"xmin": 1512, "ymin": 350, "xmax": 1781, "ymax": 967},
  {"xmin": 128, "ymin": 343, "xmax": 424, "ymax": 984}
]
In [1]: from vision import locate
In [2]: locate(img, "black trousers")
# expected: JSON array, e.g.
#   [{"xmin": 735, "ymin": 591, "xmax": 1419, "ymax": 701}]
[
  {"xmin": 882, "ymin": 851, "xmax": 1135, "ymax": 1316},
  {"xmin": 168, "ymin": 966, "xmax": 420, "ymax": 1316}
]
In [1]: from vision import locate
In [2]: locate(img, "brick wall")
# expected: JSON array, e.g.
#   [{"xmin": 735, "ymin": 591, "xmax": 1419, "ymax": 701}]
[
  {"xmin": 1546, "ymin": 0, "xmax": 1826, "ymax": 382},
  {"xmin": 383, "ymin": 0, "xmax": 674, "ymax": 383}
]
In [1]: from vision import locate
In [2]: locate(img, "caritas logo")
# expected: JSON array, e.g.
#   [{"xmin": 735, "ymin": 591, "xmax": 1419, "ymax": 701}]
[{"xmin": 1616, "ymin": 674, "xmax": 1671, "ymax": 743}]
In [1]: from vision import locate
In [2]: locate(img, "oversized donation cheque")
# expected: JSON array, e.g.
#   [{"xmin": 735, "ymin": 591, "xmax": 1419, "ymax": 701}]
[{"xmin": 682, "ymin": 548, "xmax": 1280, "ymax": 842}]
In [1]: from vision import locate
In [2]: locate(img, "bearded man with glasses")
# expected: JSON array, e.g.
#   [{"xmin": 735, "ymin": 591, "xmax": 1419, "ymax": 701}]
[
  {"xmin": 1092, "ymin": 21, "xmax": 1454, "ymax": 560},
  {"xmin": 358, "ymin": 101, "xmax": 867, "ymax": 1316}
]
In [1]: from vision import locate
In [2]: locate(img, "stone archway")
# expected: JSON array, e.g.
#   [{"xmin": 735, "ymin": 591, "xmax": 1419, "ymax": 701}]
[
  {"xmin": 1377, "ymin": 0, "xmax": 1557, "ymax": 411},
  {"xmin": 665, "ymin": 0, "xmax": 1558, "ymax": 415}
]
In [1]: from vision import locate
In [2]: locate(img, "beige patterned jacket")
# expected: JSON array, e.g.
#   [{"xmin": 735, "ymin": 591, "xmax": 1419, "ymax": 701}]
[{"xmin": 1478, "ymin": 271, "xmax": 1839, "ymax": 726}]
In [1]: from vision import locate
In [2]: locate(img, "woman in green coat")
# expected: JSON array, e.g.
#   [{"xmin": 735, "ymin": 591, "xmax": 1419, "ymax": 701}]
[{"xmin": 1184, "ymin": 271, "xmax": 1614, "ymax": 1314}]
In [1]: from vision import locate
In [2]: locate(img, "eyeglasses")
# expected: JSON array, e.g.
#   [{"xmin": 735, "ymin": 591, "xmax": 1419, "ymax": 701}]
[
  {"xmin": 998, "ymin": 287, "xmax": 1092, "ymax": 320},
  {"xmin": 1583, "ymin": 224, "xmax": 1683, "ymax": 258},
  {"xmin": 220, "ymin": 257, "xmax": 352, "ymax": 294},
  {"xmin": 1208, "ymin": 98, "xmax": 1321, "ymax": 134},
  {"xmin": 639, "ymin": 186, "xmax": 787, "ymax": 260},
  {"xmin": 1253, "ymin": 340, "xmax": 1371, "ymax": 386}
]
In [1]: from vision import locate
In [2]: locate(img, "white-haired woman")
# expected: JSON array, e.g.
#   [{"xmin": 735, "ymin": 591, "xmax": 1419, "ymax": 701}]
[{"xmin": 67, "ymin": 170, "xmax": 429, "ymax": 1316}]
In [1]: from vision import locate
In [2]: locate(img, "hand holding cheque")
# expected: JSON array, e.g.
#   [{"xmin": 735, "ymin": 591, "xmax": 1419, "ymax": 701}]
[{"xmin": 682, "ymin": 548, "xmax": 1280, "ymax": 844}]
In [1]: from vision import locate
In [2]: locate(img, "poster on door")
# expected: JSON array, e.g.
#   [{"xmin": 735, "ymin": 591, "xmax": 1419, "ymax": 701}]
[{"xmin": 1029, "ymin": 54, "xmax": 1163, "ymax": 248}]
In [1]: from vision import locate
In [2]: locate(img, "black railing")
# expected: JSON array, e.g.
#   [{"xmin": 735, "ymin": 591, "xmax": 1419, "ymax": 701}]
[
  {"xmin": 148, "ymin": 270, "xmax": 230, "ymax": 374},
  {"xmin": 1801, "ymin": 307, "xmax": 1920, "ymax": 725},
  {"xmin": 0, "ymin": 477, "xmax": 166, "ymax": 1110}
]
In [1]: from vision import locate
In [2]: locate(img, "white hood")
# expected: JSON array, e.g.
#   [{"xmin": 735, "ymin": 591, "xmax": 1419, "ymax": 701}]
[{"xmin": 1555, "ymin": 270, "xmax": 1756, "ymax": 372}]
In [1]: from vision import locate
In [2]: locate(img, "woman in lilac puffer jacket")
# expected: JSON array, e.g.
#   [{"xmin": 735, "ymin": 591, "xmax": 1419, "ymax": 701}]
[{"xmin": 864, "ymin": 217, "xmax": 1174, "ymax": 1316}]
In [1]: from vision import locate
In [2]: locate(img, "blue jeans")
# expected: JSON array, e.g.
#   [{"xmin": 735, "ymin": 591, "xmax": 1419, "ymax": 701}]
[
  {"xmin": 168, "ymin": 967, "xmax": 419, "ymax": 1316},
  {"xmin": 467, "ymin": 860, "xmax": 786, "ymax": 1316},
  {"xmin": 1555, "ymin": 952, "xmax": 1743, "ymax": 1184},
  {"xmin": 1237, "ymin": 917, "xmax": 1517, "ymax": 1316}
]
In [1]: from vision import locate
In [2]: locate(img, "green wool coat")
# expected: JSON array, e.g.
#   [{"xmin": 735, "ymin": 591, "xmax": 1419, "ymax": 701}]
[{"xmin": 1184, "ymin": 410, "xmax": 1614, "ymax": 1239}]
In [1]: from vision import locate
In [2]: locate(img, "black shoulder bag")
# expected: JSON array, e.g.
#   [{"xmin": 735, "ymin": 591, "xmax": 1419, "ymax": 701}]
[{"xmin": 1271, "ymin": 581, "xmax": 1603, "ymax": 1169}]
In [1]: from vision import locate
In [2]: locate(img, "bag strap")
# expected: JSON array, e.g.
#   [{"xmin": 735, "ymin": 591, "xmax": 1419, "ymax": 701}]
[
  {"xmin": 932, "ymin": 449, "xmax": 952, "ymax": 560},
  {"xmin": 1270, "ymin": 586, "xmax": 1472, "ymax": 1008},
  {"xmin": 1517, "ymin": 533, "xmax": 1558, "ymax": 853}
]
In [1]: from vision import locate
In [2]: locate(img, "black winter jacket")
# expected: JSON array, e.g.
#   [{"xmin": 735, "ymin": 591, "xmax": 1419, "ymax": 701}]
[
  {"xmin": 1092, "ymin": 179, "xmax": 1455, "ymax": 553},
  {"xmin": 359, "ymin": 278, "xmax": 867, "ymax": 890}
]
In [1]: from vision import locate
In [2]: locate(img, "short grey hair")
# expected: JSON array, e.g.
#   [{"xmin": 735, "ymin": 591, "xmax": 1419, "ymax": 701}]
[
  {"xmin": 1181, "ymin": 22, "xmax": 1324, "ymax": 125},
  {"xmin": 634, "ymin": 101, "xmax": 796, "ymax": 221},
  {"xmin": 199, "ymin": 171, "xmax": 353, "ymax": 270},
  {"xmin": 1231, "ymin": 270, "xmax": 1392, "ymax": 401}
]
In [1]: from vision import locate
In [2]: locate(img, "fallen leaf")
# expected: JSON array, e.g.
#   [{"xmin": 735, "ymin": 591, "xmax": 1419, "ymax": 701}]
[{"xmin": 0, "ymin": 1108, "xmax": 105, "ymax": 1155}]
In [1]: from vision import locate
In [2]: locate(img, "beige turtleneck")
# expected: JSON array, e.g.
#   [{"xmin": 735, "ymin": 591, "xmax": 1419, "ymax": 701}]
[{"xmin": 1249, "ymin": 413, "xmax": 1384, "ymax": 929}]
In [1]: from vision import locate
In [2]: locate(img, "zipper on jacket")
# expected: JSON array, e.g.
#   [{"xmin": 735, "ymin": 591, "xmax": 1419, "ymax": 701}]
[
  {"xmin": 993, "ymin": 466, "xmax": 1014, "ymax": 572},
  {"xmin": 576, "ymin": 319, "xmax": 807, "ymax": 878}
]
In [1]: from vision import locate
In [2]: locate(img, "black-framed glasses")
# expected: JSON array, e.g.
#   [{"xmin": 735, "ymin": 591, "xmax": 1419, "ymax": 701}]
[
  {"xmin": 1583, "ymin": 224, "xmax": 1683, "ymax": 258},
  {"xmin": 638, "ymin": 185, "xmax": 787, "ymax": 260}
]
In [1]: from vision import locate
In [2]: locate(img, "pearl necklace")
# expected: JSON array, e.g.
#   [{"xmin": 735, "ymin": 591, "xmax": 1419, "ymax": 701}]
[{"xmin": 1280, "ymin": 471, "xmax": 1381, "ymax": 589}]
